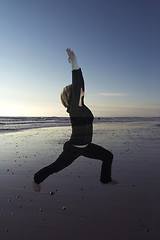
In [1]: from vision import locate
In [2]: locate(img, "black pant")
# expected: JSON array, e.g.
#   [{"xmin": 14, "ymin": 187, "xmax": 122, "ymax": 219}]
[{"xmin": 34, "ymin": 141, "xmax": 113, "ymax": 184}]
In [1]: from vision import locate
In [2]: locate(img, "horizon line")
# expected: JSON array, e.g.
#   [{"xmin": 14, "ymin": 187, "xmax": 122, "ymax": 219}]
[{"xmin": 0, "ymin": 116, "xmax": 159, "ymax": 118}]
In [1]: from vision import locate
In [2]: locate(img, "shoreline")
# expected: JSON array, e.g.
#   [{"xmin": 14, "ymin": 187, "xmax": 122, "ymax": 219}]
[{"xmin": 0, "ymin": 117, "xmax": 160, "ymax": 135}]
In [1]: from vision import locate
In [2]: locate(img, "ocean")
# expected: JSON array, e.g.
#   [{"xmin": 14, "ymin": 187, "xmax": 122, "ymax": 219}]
[{"xmin": 0, "ymin": 116, "xmax": 160, "ymax": 134}]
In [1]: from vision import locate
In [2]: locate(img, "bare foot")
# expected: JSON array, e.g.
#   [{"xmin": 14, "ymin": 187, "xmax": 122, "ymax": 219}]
[
  {"xmin": 32, "ymin": 181, "xmax": 41, "ymax": 192},
  {"xmin": 101, "ymin": 180, "xmax": 119, "ymax": 185},
  {"xmin": 110, "ymin": 180, "xmax": 119, "ymax": 185}
]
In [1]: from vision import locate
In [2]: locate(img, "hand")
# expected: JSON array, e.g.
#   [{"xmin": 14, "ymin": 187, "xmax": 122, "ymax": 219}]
[
  {"xmin": 80, "ymin": 88, "xmax": 85, "ymax": 97},
  {"xmin": 66, "ymin": 48, "xmax": 77, "ymax": 64}
]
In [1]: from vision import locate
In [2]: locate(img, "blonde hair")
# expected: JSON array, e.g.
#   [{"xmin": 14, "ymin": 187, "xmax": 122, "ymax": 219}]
[{"xmin": 61, "ymin": 84, "xmax": 72, "ymax": 108}]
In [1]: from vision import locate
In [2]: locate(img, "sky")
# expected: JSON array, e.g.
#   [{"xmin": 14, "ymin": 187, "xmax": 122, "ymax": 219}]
[{"xmin": 0, "ymin": 0, "xmax": 160, "ymax": 117}]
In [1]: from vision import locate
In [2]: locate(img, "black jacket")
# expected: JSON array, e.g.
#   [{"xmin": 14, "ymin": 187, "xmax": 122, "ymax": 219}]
[{"xmin": 67, "ymin": 68, "xmax": 94, "ymax": 145}]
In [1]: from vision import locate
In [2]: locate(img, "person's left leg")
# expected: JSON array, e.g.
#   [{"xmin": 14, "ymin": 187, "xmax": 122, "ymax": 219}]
[
  {"xmin": 34, "ymin": 141, "xmax": 82, "ymax": 185},
  {"xmin": 82, "ymin": 143, "xmax": 114, "ymax": 183}
]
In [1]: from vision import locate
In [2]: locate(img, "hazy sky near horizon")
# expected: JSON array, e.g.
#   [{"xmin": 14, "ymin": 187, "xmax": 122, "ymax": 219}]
[{"xmin": 1, "ymin": 0, "xmax": 160, "ymax": 117}]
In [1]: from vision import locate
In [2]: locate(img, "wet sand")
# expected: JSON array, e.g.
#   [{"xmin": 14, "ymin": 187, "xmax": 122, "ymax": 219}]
[{"xmin": 0, "ymin": 121, "xmax": 160, "ymax": 240}]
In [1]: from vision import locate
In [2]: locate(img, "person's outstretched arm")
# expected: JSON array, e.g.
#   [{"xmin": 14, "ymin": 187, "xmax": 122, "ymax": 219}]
[{"xmin": 66, "ymin": 48, "xmax": 85, "ymax": 107}]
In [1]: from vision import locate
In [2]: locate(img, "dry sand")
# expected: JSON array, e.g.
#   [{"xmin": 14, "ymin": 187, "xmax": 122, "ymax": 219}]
[{"xmin": 0, "ymin": 120, "xmax": 160, "ymax": 240}]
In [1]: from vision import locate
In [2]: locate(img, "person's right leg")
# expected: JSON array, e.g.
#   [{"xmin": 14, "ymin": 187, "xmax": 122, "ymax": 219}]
[
  {"xmin": 82, "ymin": 143, "xmax": 114, "ymax": 183},
  {"xmin": 34, "ymin": 141, "xmax": 81, "ymax": 185}
]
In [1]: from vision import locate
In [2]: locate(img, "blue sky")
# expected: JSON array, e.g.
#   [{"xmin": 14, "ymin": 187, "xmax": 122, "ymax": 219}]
[{"xmin": 0, "ymin": 0, "xmax": 160, "ymax": 117}]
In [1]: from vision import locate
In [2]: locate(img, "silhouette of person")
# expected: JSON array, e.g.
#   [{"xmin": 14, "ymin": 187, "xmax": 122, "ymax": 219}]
[{"xmin": 33, "ymin": 48, "xmax": 118, "ymax": 192}]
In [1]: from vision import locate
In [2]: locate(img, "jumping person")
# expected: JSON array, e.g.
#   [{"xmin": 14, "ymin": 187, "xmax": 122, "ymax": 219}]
[{"xmin": 33, "ymin": 48, "xmax": 118, "ymax": 192}]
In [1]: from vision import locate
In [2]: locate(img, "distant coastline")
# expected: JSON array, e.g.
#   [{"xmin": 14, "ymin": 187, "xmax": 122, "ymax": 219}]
[{"xmin": 0, "ymin": 116, "xmax": 160, "ymax": 134}]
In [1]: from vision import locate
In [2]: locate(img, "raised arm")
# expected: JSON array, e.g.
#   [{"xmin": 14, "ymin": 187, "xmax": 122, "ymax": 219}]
[{"xmin": 66, "ymin": 48, "xmax": 85, "ymax": 108}]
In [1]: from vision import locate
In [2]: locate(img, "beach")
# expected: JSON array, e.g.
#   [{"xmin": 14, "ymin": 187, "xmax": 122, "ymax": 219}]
[{"xmin": 0, "ymin": 119, "xmax": 160, "ymax": 240}]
